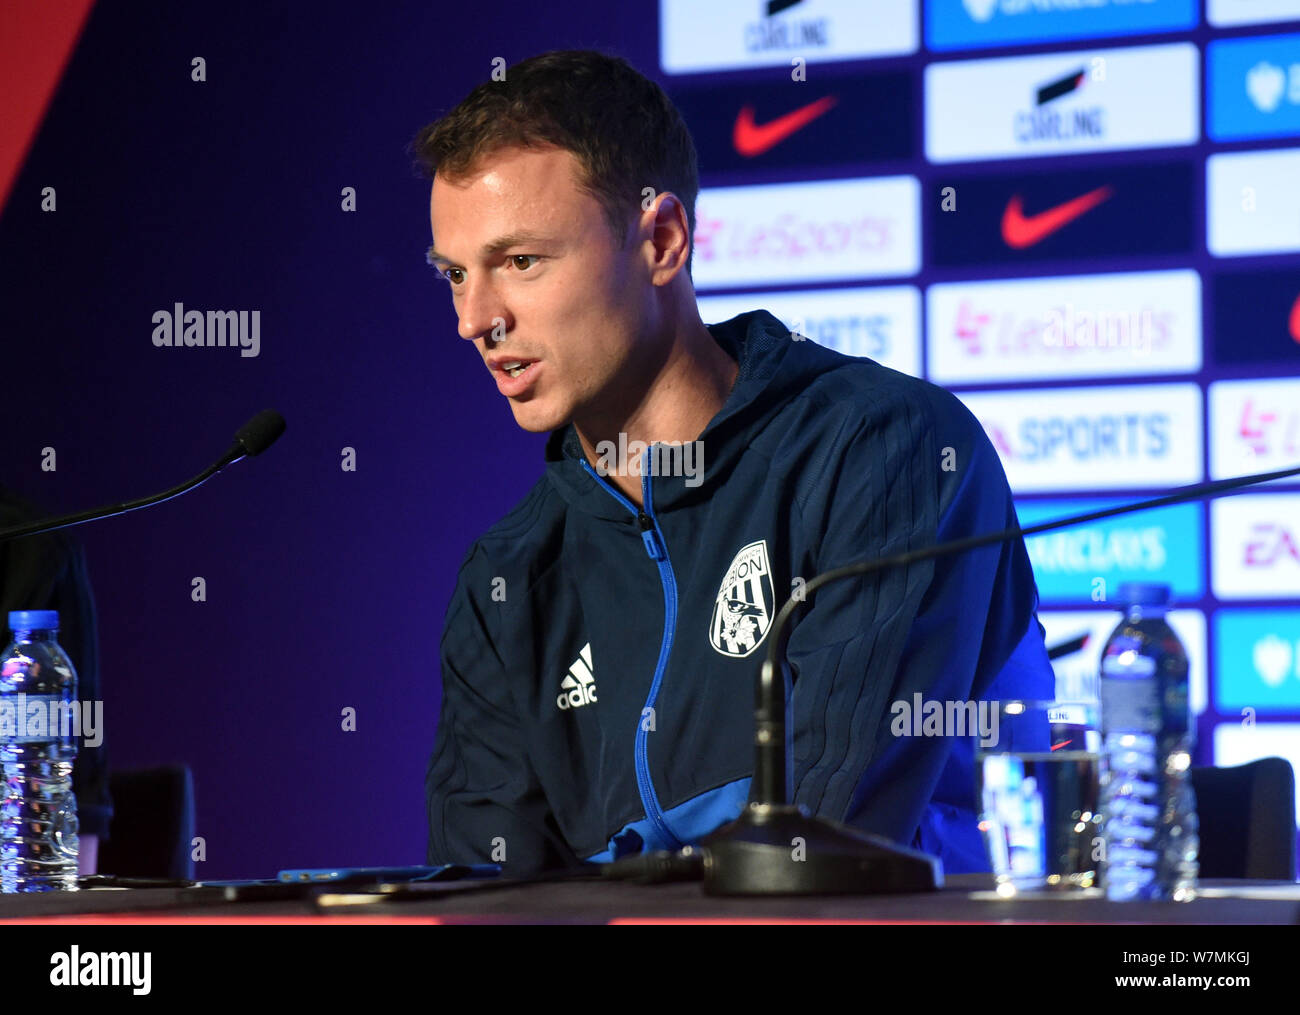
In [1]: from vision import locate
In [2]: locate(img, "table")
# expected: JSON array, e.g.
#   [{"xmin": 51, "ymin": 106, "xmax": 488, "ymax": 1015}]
[{"xmin": 1, "ymin": 874, "xmax": 1297, "ymax": 924}]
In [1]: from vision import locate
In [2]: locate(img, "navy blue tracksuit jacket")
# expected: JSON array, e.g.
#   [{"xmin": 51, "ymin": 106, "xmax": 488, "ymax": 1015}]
[{"xmin": 427, "ymin": 308, "xmax": 1055, "ymax": 876}]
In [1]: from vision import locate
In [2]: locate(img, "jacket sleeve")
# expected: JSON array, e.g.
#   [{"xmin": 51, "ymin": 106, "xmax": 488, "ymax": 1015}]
[
  {"xmin": 426, "ymin": 547, "xmax": 582, "ymax": 876},
  {"xmin": 783, "ymin": 383, "xmax": 1053, "ymax": 868}
]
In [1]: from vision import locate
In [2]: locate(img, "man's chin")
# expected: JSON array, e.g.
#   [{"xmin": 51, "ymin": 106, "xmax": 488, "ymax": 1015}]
[{"xmin": 508, "ymin": 403, "xmax": 567, "ymax": 434}]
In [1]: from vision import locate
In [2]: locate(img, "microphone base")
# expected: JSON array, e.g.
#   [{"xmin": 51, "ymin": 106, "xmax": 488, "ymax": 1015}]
[{"xmin": 700, "ymin": 804, "xmax": 942, "ymax": 896}]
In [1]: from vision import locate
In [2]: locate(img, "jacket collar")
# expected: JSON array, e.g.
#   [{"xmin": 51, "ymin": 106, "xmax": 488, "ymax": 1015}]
[{"xmin": 543, "ymin": 309, "xmax": 845, "ymax": 518}]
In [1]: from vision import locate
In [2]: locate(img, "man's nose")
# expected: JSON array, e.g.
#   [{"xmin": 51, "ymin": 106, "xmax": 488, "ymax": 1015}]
[{"xmin": 456, "ymin": 278, "xmax": 508, "ymax": 344}]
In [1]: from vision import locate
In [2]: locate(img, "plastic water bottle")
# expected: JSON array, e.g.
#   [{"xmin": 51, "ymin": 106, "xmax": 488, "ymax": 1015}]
[
  {"xmin": 1, "ymin": 610, "xmax": 81, "ymax": 892},
  {"xmin": 1099, "ymin": 583, "xmax": 1198, "ymax": 902}
]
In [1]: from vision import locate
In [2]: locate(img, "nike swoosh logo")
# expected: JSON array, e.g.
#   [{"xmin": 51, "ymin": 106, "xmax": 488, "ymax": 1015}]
[
  {"xmin": 1000, "ymin": 185, "xmax": 1115, "ymax": 249},
  {"xmin": 733, "ymin": 95, "xmax": 838, "ymax": 157},
  {"xmin": 1290, "ymin": 292, "xmax": 1300, "ymax": 344}
]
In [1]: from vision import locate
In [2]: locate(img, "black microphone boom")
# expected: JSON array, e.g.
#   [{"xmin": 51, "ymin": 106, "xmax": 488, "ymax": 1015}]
[
  {"xmin": 701, "ymin": 461, "xmax": 1300, "ymax": 895},
  {"xmin": 0, "ymin": 411, "xmax": 286, "ymax": 544}
]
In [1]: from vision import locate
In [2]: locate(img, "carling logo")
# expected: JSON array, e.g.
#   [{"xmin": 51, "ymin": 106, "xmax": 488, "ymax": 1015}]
[
  {"xmin": 925, "ymin": 43, "xmax": 1197, "ymax": 163},
  {"xmin": 660, "ymin": 0, "xmax": 917, "ymax": 74},
  {"xmin": 958, "ymin": 383, "xmax": 1202, "ymax": 492}
]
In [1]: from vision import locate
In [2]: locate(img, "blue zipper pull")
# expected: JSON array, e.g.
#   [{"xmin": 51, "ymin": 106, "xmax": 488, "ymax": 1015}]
[{"xmin": 637, "ymin": 511, "xmax": 664, "ymax": 561}]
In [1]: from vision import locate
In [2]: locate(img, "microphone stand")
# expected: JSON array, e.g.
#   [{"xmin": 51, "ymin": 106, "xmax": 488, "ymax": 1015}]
[
  {"xmin": 701, "ymin": 463, "xmax": 1300, "ymax": 895},
  {"xmin": 0, "ymin": 411, "xmax": 285, "ymax": 544}
]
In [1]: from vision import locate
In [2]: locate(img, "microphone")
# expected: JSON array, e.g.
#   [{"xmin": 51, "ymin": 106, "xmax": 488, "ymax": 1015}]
[
  {"xmin": 701, "ymin": 461, "xmax": 1300, "ymax": 896},
  {"xmin": 0, "ymin": 410, "xmax": 287, "ymax": 544},
  {"xmin": 232, "ymin": 409, "xmax": 287, "ymax": 459}
]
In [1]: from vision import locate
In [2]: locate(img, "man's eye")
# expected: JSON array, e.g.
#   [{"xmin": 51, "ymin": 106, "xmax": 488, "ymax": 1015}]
[
  {"xmin": 441, "ymin": 268, "xmax": 464, "ymax": 285},
  {"xmin": 511, "ymin": 255, "xmax": 540, "ymax": 271}
]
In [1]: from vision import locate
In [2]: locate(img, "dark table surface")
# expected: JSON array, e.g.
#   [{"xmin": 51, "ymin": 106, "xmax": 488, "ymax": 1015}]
[{"xmin": 1, "ymin": 874, "xmax": 1297, "ymax": 923}]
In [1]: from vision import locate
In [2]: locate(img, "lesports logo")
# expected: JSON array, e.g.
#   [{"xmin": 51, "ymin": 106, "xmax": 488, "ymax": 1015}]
[
  {"xmin": 733, "ymin": 95, "xmax": 839, "ymax": 157},
  {"xmin": 709, "ymin": 540, "xmax": 775, "ymax": 658},
  {"xmin": 1001, "ymin": 186, "xmax": 1113, "ymax": 248},
  {"xmin": 692, "ymin": 176, "xmax": 919, "ymax": 289},
  {"xmin": 963, "ymin": 0, "xmax": 997, "ymax": 20},
  {"xmin": 927, "ymin": 270, "xmax": 1200, "ymax": 386},
  {"xmin": 556, "ymin": 642, "xmax": 597, "ymax": 711},
  {"xmin": 1208, "ymin": 378, "xmax": 1300, "ymax": 479}
]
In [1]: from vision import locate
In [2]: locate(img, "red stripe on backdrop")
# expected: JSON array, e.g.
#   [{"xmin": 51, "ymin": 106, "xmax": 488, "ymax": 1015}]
[{"xmin": 0, "ymin": 0, "xmax": 97, "ymax": 215}]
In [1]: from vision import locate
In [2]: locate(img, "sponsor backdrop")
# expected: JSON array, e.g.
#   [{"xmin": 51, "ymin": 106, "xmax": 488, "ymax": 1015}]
[
  {"xmin": 1, "ymin": 2, "xmax": 1297, "ymax": 876},
  {"xmin": 674, "ymin": 0, "xmax": 1300, "ymax": 820}
]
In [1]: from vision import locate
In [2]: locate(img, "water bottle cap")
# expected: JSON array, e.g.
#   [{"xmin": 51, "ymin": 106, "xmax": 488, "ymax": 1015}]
[
  {"xmin": 1116, "ymin": 582, "xmax": 1171, "ymax": 607},
  {"xmin": 7, "ymin": 610, "xmax": 59, "ymax": 631}
]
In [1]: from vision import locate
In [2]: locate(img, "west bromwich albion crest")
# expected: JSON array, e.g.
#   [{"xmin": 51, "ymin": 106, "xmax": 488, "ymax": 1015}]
[{"xmin": 709, "ymin": 539, "xmax": 774, "ymax": 658}]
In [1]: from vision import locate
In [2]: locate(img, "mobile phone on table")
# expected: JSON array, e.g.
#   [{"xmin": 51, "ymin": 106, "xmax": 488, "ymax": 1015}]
[{"xmin": 277, "ymin": 863, "xmax": 500, "ymax": 884}]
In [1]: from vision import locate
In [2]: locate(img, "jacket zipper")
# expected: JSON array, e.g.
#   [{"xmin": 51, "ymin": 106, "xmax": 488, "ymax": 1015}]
[{"xmin": 580, "ymin": 454, "xmax": 684, "ymax": 850}]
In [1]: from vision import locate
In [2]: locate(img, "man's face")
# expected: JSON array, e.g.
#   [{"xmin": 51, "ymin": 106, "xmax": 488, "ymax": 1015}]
[{"xmin": 428, "ymin": 145, "xmax": 652, "ymax": 434}]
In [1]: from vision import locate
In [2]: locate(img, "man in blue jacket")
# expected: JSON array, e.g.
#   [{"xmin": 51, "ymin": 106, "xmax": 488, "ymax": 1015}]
[{"xmin": 412, "ymin": 50, "xmax": 1054, "ymax": 877}]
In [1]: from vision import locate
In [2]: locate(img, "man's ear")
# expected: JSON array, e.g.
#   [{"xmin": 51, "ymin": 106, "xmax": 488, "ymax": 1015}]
[{"xmin": 647, "ymin": 192, "xmax": 691, "ymax": 284}]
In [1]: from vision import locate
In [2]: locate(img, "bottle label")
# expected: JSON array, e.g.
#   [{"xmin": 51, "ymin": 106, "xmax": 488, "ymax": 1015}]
[
  {"xmin": 1100, "ymin": 676, "xmax": 1160, "ymax": 734},
  {"xmin": 0, "ymin": 693, "xmax": 81, "ymax": 743}
]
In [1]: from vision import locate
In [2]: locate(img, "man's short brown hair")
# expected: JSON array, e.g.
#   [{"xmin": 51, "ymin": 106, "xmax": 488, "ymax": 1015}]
[{"xmin": 409, "ymin": 49, "xmax": 700, "ymax": 275}]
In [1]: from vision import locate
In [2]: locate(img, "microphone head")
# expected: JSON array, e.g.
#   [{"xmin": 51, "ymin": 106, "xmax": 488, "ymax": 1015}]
[{"xmin": 234, "ymin": 410, "xmax": 286, "ymax": 457}]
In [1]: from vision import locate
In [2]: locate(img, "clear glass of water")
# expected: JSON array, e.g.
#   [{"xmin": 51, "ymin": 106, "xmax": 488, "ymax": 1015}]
[{"xmin": 975, "ymin": 700, "xmax": 1102, "ymax": 897}]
